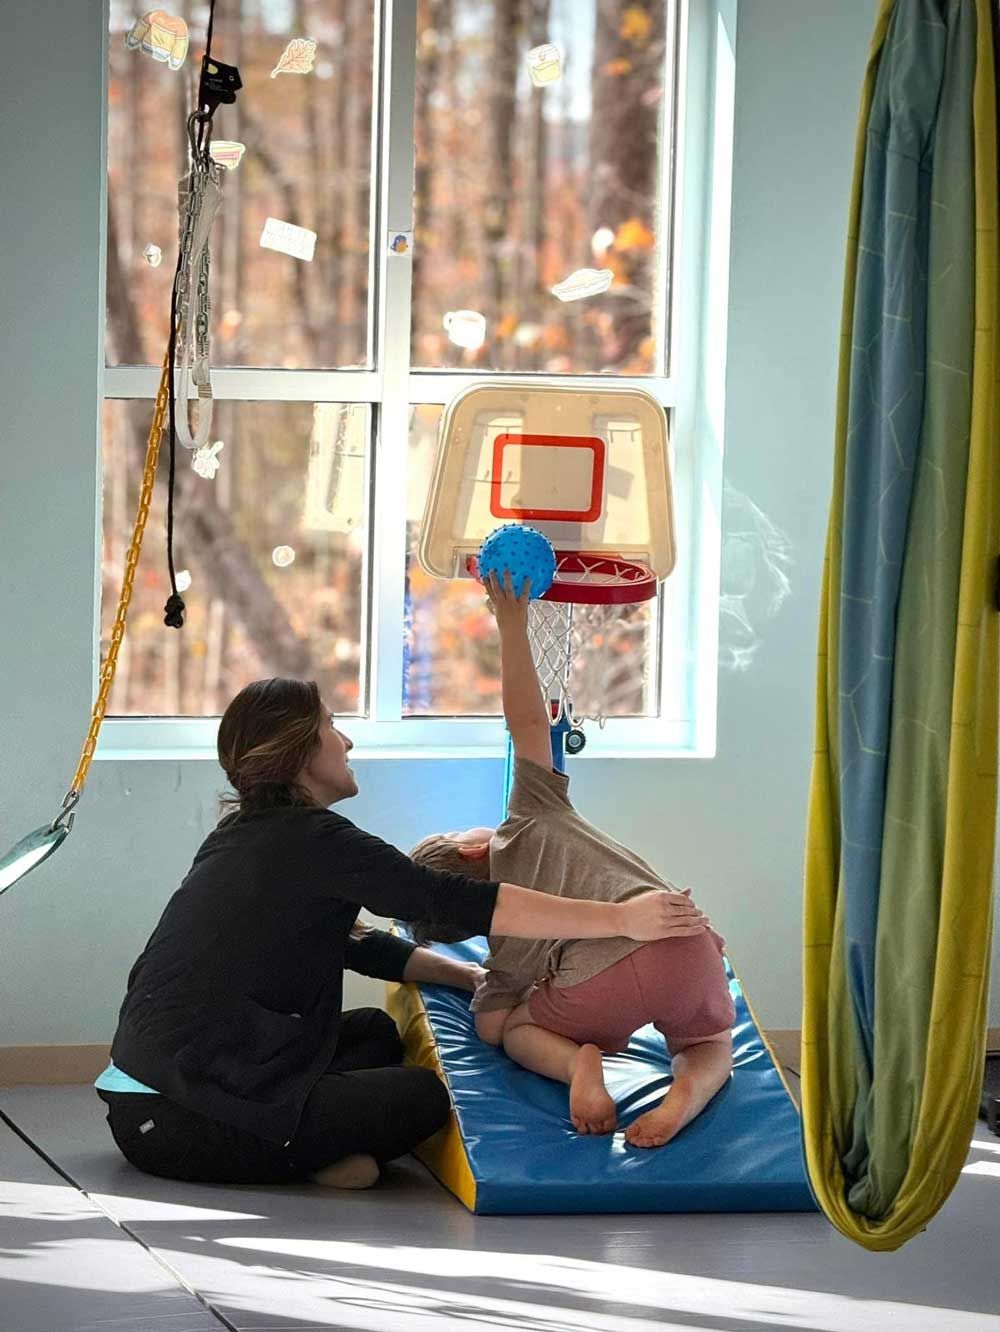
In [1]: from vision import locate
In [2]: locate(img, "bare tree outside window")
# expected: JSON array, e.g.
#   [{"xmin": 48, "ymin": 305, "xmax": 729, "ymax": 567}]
[
  {"xmin": 101, "ymin": 401, "xmax": 368, "ymax": 716},
  {"xmin": 105, "ymin": 1, "xmax": 678, "ymax": 725},
  {"xmin": 105, "ymin": 0, "xmax": 374, "ymax": 717},
  {"xmin": 404, "ymin": 0, "xmax": 671, "ymax": 716},
  {"xmin": 107, "ymin": 0, "xmax": 374, "ymax": 369},
  {"xmin": 411, "ymin": 0, "xmax": 671, "ymax": 374}
]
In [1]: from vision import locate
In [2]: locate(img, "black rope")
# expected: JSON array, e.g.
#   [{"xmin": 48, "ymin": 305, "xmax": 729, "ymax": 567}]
[{"xmin": 163, "ymin": 244, "xmax": 185, "ymax": 628}]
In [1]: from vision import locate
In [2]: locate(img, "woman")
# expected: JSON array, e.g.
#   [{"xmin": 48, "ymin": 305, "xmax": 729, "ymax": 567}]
[{"xmin": 96, "ymin": 678, "xmax": 706, "ymax": 1190}]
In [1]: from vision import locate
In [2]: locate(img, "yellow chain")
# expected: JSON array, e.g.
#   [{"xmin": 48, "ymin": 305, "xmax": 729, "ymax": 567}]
[{"xmin": 70, "ymin": 349, "xmax": 172, "ymax": 795}]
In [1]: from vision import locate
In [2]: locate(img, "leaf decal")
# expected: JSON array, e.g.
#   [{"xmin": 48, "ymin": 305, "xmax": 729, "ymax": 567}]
[
  {"xmin": 550, "ymin": 268, "xmax": 614, "ymax": 302},
  {"xmin": 270, "ymin": 37, "xmax": 317, "ymax": 78}
]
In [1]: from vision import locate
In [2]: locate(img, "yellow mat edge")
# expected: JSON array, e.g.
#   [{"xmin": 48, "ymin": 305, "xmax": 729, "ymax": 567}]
[{"xmin": 385, "ymin": 975, "xmax": 478, "ymax": 1212}]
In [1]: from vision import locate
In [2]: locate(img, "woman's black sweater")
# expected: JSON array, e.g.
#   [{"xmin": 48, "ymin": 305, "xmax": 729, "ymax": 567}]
[{"xmin": 110, "ymin": 804, "xmax": 499, "ymax": 1145}]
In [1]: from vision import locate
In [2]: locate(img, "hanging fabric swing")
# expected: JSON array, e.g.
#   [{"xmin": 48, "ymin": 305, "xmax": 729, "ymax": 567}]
[{"xmin": 802, "ymin": 0, "xmax": 999, "ymax": 1250}]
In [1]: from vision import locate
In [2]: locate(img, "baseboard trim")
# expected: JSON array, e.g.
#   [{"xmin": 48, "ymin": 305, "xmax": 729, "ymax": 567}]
[
  {"xmin": 764, "ymin": 1029, "xmax": 801, "ymax": 1074},
  {"xmin": 1, "ymin": 1029, "xmax": 998, "ymax": 1088},
  {"xmin": 0, "ymin": 1044, "xmax": 110, "ymax": 1088},
  {"xmin": 759, "ymin": 1027, "xmax": 1000, "ymax": 1078}
]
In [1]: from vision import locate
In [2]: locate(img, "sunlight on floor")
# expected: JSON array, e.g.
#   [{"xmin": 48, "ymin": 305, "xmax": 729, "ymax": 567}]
[
  {"xmin": 89, "ymin": 1191, "xmax": 265, "ymax": 1222},
  {"xmin": 0, "ymin": 1179, "xmax": 263, "ymax": 1224},
  {"xmin": 961, "ymin": 1160, "xmax": 1000, "ymax": 1178},
  {"xmin": 0, "ymin": 1181, "xmax": 94, "ymax": 1223},
  {"xmin": 0, "ymin": 1237, "xmax": 175, "ymax": 1294},
  {"xmin": 207, "ymin": 1237, "xmax": 1000, "ymax": 1332}
]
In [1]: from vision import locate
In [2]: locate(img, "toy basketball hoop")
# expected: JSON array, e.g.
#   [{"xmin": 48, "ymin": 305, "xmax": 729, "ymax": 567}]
[
  {"xmin": 539, "ymin": 551, "xmax": 658, "ymax": 605},
  {"xmin": 465, "ymin": 544, "xmax": 659, "ymax": 726},
  {"xmin": 420, "ymin": 381, "xmax": 676, "ymax": 730}
]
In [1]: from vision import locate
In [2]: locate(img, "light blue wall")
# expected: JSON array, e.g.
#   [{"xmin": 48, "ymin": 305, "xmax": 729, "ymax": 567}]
[{"xmin": 1, "ymin": 0, "xmax": 995, "ymax": 1046}]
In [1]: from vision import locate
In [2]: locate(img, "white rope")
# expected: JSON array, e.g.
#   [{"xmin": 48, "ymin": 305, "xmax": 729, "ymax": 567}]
[{"xmin": 173, "ymin": 153, "xmax": 223, "ymax": 452}]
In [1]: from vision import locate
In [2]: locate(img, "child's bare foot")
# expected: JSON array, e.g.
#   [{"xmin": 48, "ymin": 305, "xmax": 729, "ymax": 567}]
[
  {"xmin": 625, "ymin": 1081, "xmax": 697, "ymax": 1147},
  {"xmin": 625, "ymin": 1038, "xmax": 733, "ymax": 1148},
  {"xmin": 569, "ymin": 1044, "xmax": 616, "ymax": 1134}
]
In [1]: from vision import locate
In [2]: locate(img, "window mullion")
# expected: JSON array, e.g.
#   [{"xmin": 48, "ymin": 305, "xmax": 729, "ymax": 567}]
[
  {"xmin": 103, "ymin": 367, "xmax": 381, "ymax": 401},
  {"xmin": 369, "ymin": 0, "xmax": 418, "ymax": 725}
]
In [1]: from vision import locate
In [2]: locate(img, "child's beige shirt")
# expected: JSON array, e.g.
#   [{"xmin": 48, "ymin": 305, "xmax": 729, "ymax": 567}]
[{"xmin": 472, "ymin": 757, "xmax": 685, "ymax": 1014}]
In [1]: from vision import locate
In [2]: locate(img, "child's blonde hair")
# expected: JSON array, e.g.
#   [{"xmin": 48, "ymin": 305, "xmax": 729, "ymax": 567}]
[
  {"xmin": 410, "ymin": 833, "xmax": 492, "ymax": 881},
  {"xmin": 407, "ymin": 834, "xmax": 492, "ymax": 945}
]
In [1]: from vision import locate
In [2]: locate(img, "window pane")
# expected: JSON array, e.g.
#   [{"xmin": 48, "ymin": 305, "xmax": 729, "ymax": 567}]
[
  {"xmin": 412, "ymin": 0, "xmax": 674, "ymax": 375},
  {"xmin": 101, "ymin": 400, "xmax": 368, "ymax": 716},
  {"xmin": 107, "ymin": 1, "xmax": 374, "ymax": 369},
  {"xmin": 404, "ymin": 405, "xmax": 658, "ymax": 717}
]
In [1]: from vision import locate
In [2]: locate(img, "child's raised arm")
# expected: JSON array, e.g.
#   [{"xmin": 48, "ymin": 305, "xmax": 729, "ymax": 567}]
[{"xmin": 487, "ymin": 570, "xmax": 554, "ymax": 769}]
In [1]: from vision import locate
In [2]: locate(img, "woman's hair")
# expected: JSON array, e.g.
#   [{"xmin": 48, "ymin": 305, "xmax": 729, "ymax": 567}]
[{"xmin": 217, "ymin": 678, "xmax": 324, "ymax": 813}]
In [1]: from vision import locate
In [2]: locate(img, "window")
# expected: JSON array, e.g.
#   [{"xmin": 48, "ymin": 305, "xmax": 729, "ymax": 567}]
[
  {"xmin": 107, "ymin": 0, "xmax": 375, "ymax": 369},
  {"xmin": 100, "ymin": 401, "xmax": 368, "ymax": 716},
  {"xmin": 102, "ymin": 0, "xmax": 723, "ymax": 756},
  {"xmin": 410, "ymin": 0, "xmax": 674, "ymax": 376}
]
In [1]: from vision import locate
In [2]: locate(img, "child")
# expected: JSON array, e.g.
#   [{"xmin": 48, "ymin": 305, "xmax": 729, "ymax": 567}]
[{"xmin": 411, "ymin": 572, "xmax": 735, "ymax": 1147}]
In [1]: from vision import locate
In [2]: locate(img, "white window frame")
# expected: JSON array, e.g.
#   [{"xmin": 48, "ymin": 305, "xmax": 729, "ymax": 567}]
[{"xmin": 98, "ymin": 0, "xmax": 733, "ymax": 763}]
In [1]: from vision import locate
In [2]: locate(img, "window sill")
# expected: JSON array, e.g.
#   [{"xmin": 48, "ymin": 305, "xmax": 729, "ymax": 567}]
[{"xmin": 93, "ymin": 716, "xmax": 712, "ymax": 762}]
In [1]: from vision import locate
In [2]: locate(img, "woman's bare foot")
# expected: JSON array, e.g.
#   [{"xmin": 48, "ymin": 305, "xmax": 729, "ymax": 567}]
[
  {"xmin": 569, "ymin": 1044, "xmax": 616, "ymax": 1134},
  {"xmin": 310, "ymin": 1153, "xmax": 380, "ymax": 1189}
]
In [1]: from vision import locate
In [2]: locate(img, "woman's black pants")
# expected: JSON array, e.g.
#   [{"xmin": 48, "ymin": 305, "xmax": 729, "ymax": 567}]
[{"xmin": 99, "ymin": 1008, "xmax": 450, "ymax": 1185}]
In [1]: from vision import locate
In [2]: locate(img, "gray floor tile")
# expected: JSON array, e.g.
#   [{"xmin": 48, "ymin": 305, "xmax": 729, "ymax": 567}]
[
  {"xmin": 2, "ymin": 1084, "xmax": 999, "ymax": 1331},
  {"xmin": 0, "ymin": 1109, "xmax": 222, "ymax": 1332}
]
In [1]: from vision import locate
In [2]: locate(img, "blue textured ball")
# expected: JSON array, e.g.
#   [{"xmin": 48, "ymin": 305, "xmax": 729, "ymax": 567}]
[{"xmin": 478, "ymin": 524, "xmax": 556, "ymax": 600}]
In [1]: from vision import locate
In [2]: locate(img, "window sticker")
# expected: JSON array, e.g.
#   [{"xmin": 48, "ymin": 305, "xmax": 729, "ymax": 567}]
[
  {"xmin": 443, "ymin": 309, "xmax": 486, "ymax": 350},
  {"xmin": 526, "ymin": 43, "xmax": 562, "ymax": 87},
  {"xmin": 191, "ymin": 440, "xmax": 225, "ymax": 479},
  {"xmin": 550, "ymin": 267, "xmax": 613, "ymax": 302},
  {"xmin": 270, "ymin": 37, "xmax": 317, "ymax": 79},
  {"xmin": 590, "ymin": 226, "xmax": 615, "ymax": 256},
  {"xmin": 125, "ymin": 11, "xmax": 189, "ymax": 71},
  {"xmin": 209, "ymin": 141, "xmax": 246, "ymax": 171},
  {"xmin": 260, "ymin": 217, "xmax": 317, "ymax": 262}
]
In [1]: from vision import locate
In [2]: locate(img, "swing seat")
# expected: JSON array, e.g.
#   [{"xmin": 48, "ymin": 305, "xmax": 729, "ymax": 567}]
[{"xmin": 387, "ymin": 935, "xmax": 817, "ymax": 1215}]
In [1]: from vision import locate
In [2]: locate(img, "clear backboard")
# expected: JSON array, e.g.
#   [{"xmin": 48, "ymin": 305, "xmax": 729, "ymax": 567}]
[{"xmin": 418, "ymin": 381, "xmax": 676, "ymax": 585}]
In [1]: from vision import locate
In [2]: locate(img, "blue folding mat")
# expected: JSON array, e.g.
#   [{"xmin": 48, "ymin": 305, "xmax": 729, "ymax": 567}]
[{"xmin": 386, "ymin": 933, "xmax": 817, "ymax": 1215}]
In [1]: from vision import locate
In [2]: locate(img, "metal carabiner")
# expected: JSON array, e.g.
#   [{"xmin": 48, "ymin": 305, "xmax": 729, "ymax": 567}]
[
  {"xmin": 187, "ymin": 109, "xmax": 213, "ymax": 160},
  {"xmin": 49, "ymin": 789, "xmax": 80, "ymax": 835}
]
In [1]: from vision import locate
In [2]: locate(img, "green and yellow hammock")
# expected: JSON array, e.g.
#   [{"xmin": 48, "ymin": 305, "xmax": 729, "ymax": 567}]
[{"xmin": 803, "ymin": 0, "xmax": 1000, "ymax": 1250}]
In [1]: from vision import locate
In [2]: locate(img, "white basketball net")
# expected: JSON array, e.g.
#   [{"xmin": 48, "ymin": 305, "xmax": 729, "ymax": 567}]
[
  {"xmin": 524, "ymin": 554, "xmax": 657, "ymax": 729},
  {"xmin": 528, "ymin": 599, "xmax": 598, "ymax": 726}
]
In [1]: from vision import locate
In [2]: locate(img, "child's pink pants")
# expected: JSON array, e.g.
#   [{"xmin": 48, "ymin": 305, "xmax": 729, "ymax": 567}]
[{"xmin": 527, "ymin": 930, "xmax": 735, "ymax": 1055}]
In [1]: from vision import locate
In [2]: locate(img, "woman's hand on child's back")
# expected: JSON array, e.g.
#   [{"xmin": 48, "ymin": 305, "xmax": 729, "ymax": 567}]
[
  {"xmin": 618, "ymin": 889, "xmax": 709, "ymax": 942},
  {"xmin": 463, "ymin": 963, "xmax": 488, "ymax": 993}
]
